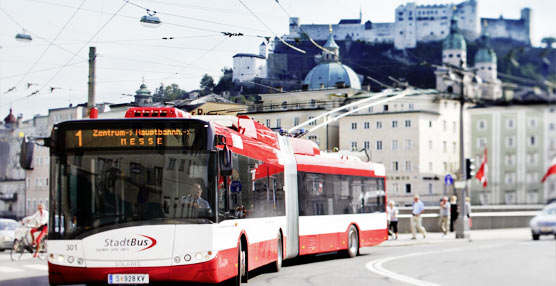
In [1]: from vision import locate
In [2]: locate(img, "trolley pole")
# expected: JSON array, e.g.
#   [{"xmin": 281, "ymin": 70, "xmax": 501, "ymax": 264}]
[{"xmin": 87, "ymin": 46, "xmax": 96, "ymax": 117}]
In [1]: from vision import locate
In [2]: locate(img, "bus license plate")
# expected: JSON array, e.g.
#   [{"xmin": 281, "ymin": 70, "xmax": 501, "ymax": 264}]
[{"xmin": 108, "ymin": 274, "xmax": 149, "ymax": 284}]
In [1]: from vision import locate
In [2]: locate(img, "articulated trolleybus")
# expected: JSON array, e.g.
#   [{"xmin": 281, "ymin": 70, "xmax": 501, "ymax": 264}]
[{"xmin": 46, "ymin": 107, "xmax": 387, "ymax": 285}]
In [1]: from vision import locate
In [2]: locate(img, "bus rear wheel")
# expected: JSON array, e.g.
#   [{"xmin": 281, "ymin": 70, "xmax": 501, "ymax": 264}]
[{"xmin": 346, "ymin": 225, "xmax": 359, "ymax": 258}]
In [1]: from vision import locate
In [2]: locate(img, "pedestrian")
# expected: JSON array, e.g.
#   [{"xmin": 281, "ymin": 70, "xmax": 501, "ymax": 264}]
[
  {"xmin": 465, "ymin": 196, "xmax": 472, "ymax": 229},
  {"xmin": 439, "ymin": 196, "xmax": 450, "ymax": 237},
  {"xmin": 410, "ymin": 195, "xmax": 427, "ymax": 239},
  {"xmin": 450, "ymin": 195, "xmax": 459, "ymax": 232},
  {"xmin": 387, "ymin": 200, "xmax": 399, "ymax": 240}
]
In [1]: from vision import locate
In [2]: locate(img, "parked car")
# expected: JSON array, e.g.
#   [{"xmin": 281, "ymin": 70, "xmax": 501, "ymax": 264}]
[
  {"xmin": 0, "ymin": 218, "xmax": 18, "ymax": 251},
  {"xmin": 529, "ymin": 203, "xmax": 556, "ymax": 240}
]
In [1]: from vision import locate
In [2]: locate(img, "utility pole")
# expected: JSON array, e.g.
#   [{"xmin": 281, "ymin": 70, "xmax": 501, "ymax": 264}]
[
  {"xmin": 456, "ymin": 68, "xmax": 469, "ymax": 239},
  {"xmin": 87, "ymin": 46, "xmax": 96, "ymax": 117}
]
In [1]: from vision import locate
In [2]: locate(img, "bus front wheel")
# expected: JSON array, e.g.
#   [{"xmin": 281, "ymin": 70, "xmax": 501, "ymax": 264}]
[
  {"xmin": 235, "ymin": 242, "xmax": 247, "ymax": 285},
  {"xmin": 346, "ymin": 225, "xmax": 359, "ymax": 258}
]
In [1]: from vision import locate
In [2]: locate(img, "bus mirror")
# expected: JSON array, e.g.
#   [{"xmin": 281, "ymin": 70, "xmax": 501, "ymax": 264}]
[
  {"xmin": 215, "ymin": 134, "xmax": 227, "ymax": 147},
  {"xmin": 20, "ymin": 137, "xmax": 35, "ymax": 170},
  {"xmin": 219, "ymin": 147, "xmax": 233, "ymax": 176}
]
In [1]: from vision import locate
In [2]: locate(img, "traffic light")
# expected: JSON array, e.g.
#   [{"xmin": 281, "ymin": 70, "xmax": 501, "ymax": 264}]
[{"xmin": 465, "ymin": 158, "xmax": 475, "ymax": 180}]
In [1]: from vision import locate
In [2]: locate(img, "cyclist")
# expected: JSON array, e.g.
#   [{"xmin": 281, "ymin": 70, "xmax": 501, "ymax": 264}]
[{"xmin": 22, "ymin": 203, "xmax": 48, "ymax": 258}]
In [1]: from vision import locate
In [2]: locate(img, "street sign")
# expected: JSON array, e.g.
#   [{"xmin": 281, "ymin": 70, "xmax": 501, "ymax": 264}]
[
  {"xmin": 454, "ymin": 181, "xmax": 466, "ymax": 189},
  {"xmin": 444, "ymin": 174, "xmax": 454, "ymax": 185}
]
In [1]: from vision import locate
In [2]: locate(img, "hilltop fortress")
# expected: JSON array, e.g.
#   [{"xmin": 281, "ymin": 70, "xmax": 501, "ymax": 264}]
[{"xmin": 285, "ymin": 0, "xmax": 531, "ymax": 49}]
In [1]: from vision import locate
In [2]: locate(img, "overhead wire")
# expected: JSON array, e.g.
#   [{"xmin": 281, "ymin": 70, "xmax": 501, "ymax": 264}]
[
  {"xmin": 11, "ymin": 0, "xmax": 89, "ymax": 91},
  {"xmin": 237, "ymin": 0, "xmax": 305, "ymax": 54},
  {"xmin": 28, "ymin": 0, "xmax": 130, "ymax": 98}
]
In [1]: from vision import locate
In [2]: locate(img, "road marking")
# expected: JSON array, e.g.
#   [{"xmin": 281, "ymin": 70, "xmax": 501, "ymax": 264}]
[
  {"xmin": 0, "ymin": 266, "xmax": 24, "ymax": 273},
  {"xmin": 23, "ymin": 264, "xmax": 48, "ymax": 271},
  {"xmin": 366, "ymin": 252, "xmax": 441, "ymax": 286},
  {"xmin": 366, "ymin": 244, "xmax": 505, "ymax": 286}
]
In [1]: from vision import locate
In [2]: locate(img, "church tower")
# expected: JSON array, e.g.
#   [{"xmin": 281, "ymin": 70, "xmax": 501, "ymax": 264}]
[
  {"xmin": 442, "ymin": 16, "xmax": 467, "ymax": 68},
  {"xmin": 474, "ymin": 22, "xmax": 502, "ymax": 100}
]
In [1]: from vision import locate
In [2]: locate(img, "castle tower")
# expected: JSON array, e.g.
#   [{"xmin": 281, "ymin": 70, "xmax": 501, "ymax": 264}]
[
  {"xmin": 474, "ymin": 22, "xmax": 502, "ymax": 100},
  {"xmin": 442, "ymin": 16, "xmax": 467, "ymax": 68},
  {"xmin": 259, "ymin": 42, "xmax": 268, "ymax": 58},
  {"xmin": 520, "ymin": 8, "xmax": 532, "ymax": 45}
]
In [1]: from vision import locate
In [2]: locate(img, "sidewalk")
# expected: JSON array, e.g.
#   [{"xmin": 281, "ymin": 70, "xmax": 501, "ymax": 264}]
[{"xmin": 379, "ymin": 228, "xmax": 531, "ymax": 247}]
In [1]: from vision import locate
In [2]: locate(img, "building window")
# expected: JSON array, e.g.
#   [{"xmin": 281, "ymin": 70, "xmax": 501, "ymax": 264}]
[
  {"xmin": 392, "ymin": 140, "xmax": 399, "ymax": 150},
  {"xmin": 308, "ymin": 116, "xmax": 316, "ymax": 126},
  {"xmin": 429, "ymin": 140, "xmax": 433, "ymax": 150},
  {"xmin": 384, "ymin": 105, "xmax": 389, "ymax": 112},
  {"xmin": 351, "ymin": 122, "xmax": 357, "ymax": 130},
  {"xmin": 477, "ymin": 138, "xmax": 487, "ymax": 149},
  {"xmin": 443, "ymin": 141, "xmax": 447, "ymax": 152},
  {"xmin": 351, "ymin": 141, "xmax": 358, "ymax": 150},
  {"xmin": 276, "ymin": 118, "xmax": 281, "ymax": 128},
  {"xmin": 528, "ymin": 136, "xmax": 536, "ymax": 147},
  {"xmin": 294, "ymin": 117, "xmax": 299, "ymax": 126},
  {"xmin": 405, "ymin": 120, "xmax": 411, "ymax": 127},
  {"xmin": 364, "ymin": 141, "xmax": 370, "ymax": 150},
  {"xmin": 265, "ymin": 119, "xmax": 271, "ymax": 127},
  {"xmin": 443, "ymin": 120, "xmax": 447, "ymax": 131},
  {"xmin": 405, "ymin": 139, "xmax": 412, "ymax": 150},
  {"xmin": 549, "ymin": 123, "xmax": 555, "ymax": 131},
  {"xmin": 506, "ymin": 119, "xmax": 515, "ymax": 129},
  {"xmin": 409, "ymin": 103, "xmax": 414, "ymax": 110},
  {"xmin": 528, "ymin": 118, "xmax": 537, "ymax": 128},
  {"xmin": 453, "ymin": 142, "xmax": 456, "ymax": 153},
  {"xmin": 429, "ymin": 162, "xmax": 433, "ymax": 171},
  {"xmin": 506, "ymin": 136, "xmax": 515, "ymax": 148},
  {"xmin": 364, "ymin": 122, "xmax": 370, "ymax": 129},
  {"xmin": 376, "ymin": 141, "xmax": 383, "ymax": 150},
  {"xmin": 393, "ymin": 184, "xmax": 399, "ymax": 194},
  {"xmin": 429, "ymin": 121, "xmax": 432, "ymax": 128},
  {"xmin": 308, "ymin": 135, "xmax": 317, "ymax": 143},
  {"xmin": 505, "ymin": 173, "xmax": 516, "ymax": 185},
  {"xmin": 405, "ymin": 160, "xmax": 411, "ymax": 171},
  {"xmin": 405, "ymin": 184, "xmax": 412, "ymax": 194},
  {"xmin": 392, "ymin": 120, "xmax": 398, "ymax": 128},
  {"xmin": 452, "ymin": 121, "xmax": 456, "ymax": 133},
  {"xmin": 478, "ymin": 120, "xmax": 487, "ymax": 130},
  {"xmin": 376, "ymin": 121, "xmax": 382, "ymax": 129},
  {"xmin": 392, "ymin": 161, "xmax": 399, "ymax": 172},
  {"xmin": 428, "ymin": 183, "xmax": 433, "ymax": 194}
]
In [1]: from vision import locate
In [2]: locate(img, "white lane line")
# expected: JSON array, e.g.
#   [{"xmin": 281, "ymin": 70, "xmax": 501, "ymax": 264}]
[
  {"xmin": 0, "ymin": 266, "xmax": 24, "ymax": 273},
  {"xmin": 23, "ymin": 264, "xmax": 48, "ymax": 271},
  {"xmin": 366, "ymin": 244, "xmax": 504, "ymax": 286},
  {"xmin": 366, "ymin": 252, "xmax": 441, "ymax": 286}
]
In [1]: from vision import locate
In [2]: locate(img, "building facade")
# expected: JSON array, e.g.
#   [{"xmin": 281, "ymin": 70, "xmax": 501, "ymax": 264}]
[
  {"xmin": 285, "ymin": 0, "xmax": 530, "ymax": 50},
  {"xmin": 338, "ymin": 92, "xmax": 463, "ymax": 206},
  {"xmin": 468, "ymin": 96, "xmax": 556, "ymax": 205}
]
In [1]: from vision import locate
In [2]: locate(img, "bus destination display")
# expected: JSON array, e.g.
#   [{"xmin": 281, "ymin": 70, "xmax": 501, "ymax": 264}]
[{"xmin": 65, "ymin": 128, "xmax": 196, "ymax": 149}]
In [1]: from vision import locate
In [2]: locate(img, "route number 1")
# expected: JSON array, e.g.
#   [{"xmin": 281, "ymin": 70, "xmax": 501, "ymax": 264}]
[{"xmin": 75, "ymin": 130, "xmax": 82, "ymax": 147}]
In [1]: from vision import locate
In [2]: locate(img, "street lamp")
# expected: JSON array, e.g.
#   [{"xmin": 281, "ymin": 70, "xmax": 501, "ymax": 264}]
[{"xmin": 442, "ymin": 61, "xmax": 481, "ymax": 239}]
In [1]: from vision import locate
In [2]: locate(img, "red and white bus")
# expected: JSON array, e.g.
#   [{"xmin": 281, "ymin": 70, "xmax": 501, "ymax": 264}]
[{"xmin": 45, "ymin": 107, "xmax": 387, "ymax": 285}]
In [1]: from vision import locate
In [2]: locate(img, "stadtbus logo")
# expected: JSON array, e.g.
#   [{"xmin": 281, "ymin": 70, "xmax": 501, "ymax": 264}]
[{"xmin": 104, "ymin": 234, "xmax": 157, "ymax": 251}]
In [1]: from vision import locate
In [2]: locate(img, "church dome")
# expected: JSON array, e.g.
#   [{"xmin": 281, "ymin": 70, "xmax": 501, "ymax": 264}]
[
  {"xmin": 304, "ymin": 62, "xmax": 361, "ymax": 90},
  {"xmin": 443, "ymin": 16, "xmax": 466, "ymax": 50},
  {"xmin": 3, "ymin": 108, "xmax": 16, "ymax": 124},
  {"xmin": 474, "ymin": 47, "xmax": 497, "ymax": 64}
]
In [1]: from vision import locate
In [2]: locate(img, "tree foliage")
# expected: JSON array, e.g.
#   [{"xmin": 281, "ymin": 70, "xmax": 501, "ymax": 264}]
[
  {"xmin": 214, "ymin": 67, "xmax": 234, "ymax": 94},
  {"xmin": 200, "ymin": 74, "xmax": 215, "ymax": 94},
  {"xmin": 153, "ymin": 83, "xmax": 187, "ymax": 102}
]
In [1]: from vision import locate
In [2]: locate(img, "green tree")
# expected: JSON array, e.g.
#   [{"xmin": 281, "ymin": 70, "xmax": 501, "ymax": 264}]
[
  {"xmin": 214, "ymin": 67, "xmax": 234, "ymax": 94},
  {"xmin": 200, "ymin": 74, "xmax": 215, "ymax": 94}
]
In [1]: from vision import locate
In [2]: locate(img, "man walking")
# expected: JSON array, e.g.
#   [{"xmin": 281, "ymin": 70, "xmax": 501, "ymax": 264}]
[
  {"xmin": 439, "ymin": 196, "xmax": 450, "ymax": 237},
  {"xmin": 411, "ymin": 195, "xmax": 427, "ymax": 239}
]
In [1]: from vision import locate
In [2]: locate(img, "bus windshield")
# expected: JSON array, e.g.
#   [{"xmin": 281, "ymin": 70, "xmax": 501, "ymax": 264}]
[{"xmin": 50, "ymin": 150, "xmax": 216, "ymax": 239}]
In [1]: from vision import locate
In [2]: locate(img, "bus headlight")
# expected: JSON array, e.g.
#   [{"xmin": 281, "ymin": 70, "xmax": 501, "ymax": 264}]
[
  {"xmin": 57, "ymin": 255, "xmax": 64, "ymax": 262},
  {"xmin": 184, "ymin": 254, "xmax": 191, "ymax": 262},
  {"xmin": 195, "ymin": 252, "xmax": 202, "ymax": 260}
]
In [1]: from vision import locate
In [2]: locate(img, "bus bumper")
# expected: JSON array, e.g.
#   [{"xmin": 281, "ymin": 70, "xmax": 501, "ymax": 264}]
[{"xmin": 48, "ymin": 249, "xmax": 237, "ymax": 285}]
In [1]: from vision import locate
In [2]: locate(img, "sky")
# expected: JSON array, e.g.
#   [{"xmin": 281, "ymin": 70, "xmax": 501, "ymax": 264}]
[{"xmin": 0, "ymin": 0, "xmax": 555, "ymax": 120}]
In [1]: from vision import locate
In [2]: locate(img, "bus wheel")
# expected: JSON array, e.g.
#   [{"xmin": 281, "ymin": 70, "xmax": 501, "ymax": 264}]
[
  {"xmin": 235, "ymin": 242, "xmax": 247, "ymax": 285},
  {"xmin": 272, "ymin": 234, "xmax": 283, "ymax": 272},
  {"xmin": 346, "ymin": 225, "xmax": 359, "ymax": 258}
]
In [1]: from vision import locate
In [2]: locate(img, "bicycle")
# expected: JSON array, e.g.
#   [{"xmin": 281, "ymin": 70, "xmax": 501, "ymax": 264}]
[{"xmin": 10, "ymin": 223, "xmax": 47, "ymax": 261}]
